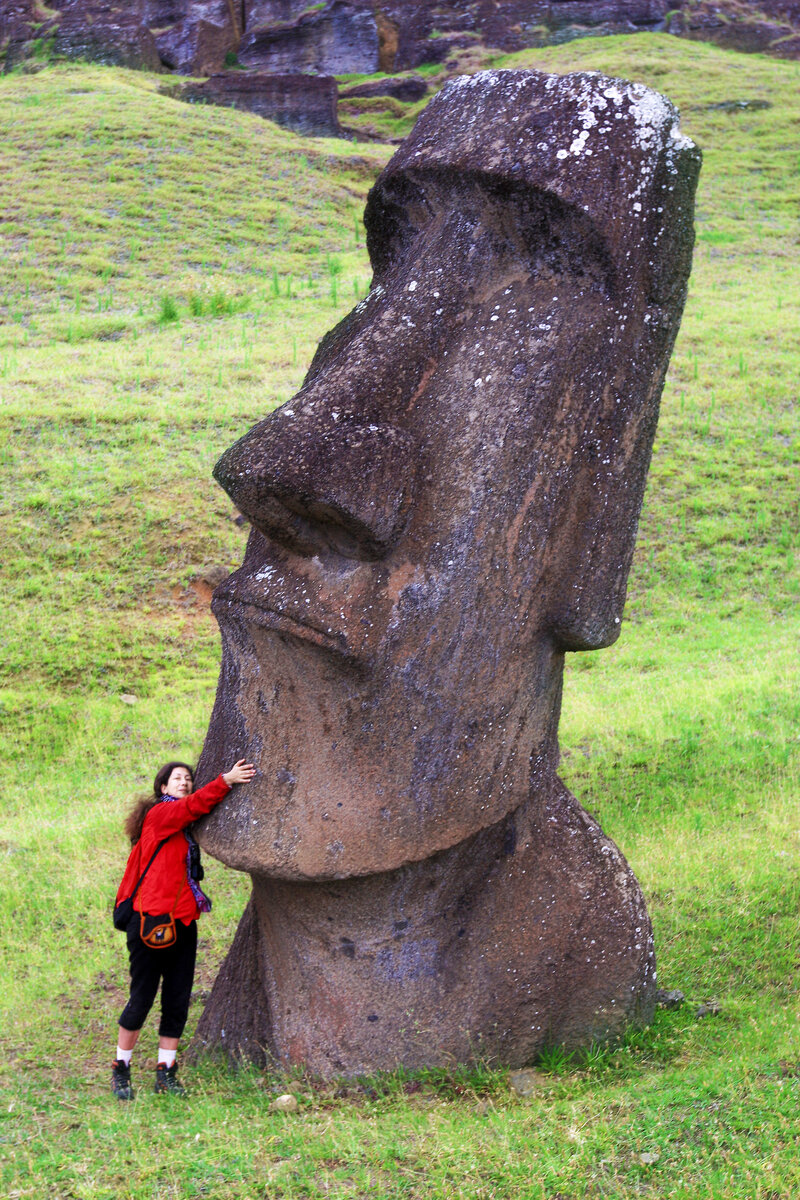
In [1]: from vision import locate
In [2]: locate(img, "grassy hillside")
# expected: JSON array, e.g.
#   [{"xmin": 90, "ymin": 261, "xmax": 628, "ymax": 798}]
[{"xmin": 0, "ymin": 36, "xmax": 798, "ymax": 1199}]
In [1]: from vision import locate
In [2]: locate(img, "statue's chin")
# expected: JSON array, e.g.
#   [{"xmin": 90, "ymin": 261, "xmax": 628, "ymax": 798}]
[
  {"xmin": 196, "ymin": 762, "xmax": 548, "ymax": 881},
  {"xmin": 196, "ymin": 652, "xmax": 559, "ymax": 879}
]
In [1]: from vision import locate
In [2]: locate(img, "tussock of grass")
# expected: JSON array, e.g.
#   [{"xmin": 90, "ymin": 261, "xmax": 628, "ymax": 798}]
[{"xmin": 0, "ymin": 39, "xmax": 799, "ymax": 1200}]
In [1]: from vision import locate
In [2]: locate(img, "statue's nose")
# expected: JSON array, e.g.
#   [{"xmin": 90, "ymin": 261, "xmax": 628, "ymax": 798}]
[{"xmin": 214, "ymin": 407, "xmax": 417, "ymax": 562}]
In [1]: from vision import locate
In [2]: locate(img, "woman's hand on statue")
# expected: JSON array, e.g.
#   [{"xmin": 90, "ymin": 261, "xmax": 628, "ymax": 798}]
[{"xmin": 223, "ymin": 759, "xmax": 256, "ymax": 786}]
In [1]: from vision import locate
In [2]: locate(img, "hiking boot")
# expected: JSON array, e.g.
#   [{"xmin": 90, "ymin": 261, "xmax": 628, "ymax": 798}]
[
  {"xmin": 111, "ymin": 1059, "xmax": 134, "ymax": 1101},
  {"xmin": 155, "ymin": 1061, "xmax": 186, "ymax": 1096}
]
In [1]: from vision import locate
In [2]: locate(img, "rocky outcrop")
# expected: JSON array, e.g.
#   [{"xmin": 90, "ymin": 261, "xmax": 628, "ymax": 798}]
[
  {"xmin": 171, "ymin": 70, "xmax": 341, "ymax": 136},
  {"xmin": 52, "ymin": 6, "xmax": 162, "ymax": 71},
  {"xmin": 2, "ymin": 0, "xmax": 799, "ymax": 83},
  {"xmin": 221, "ymin": 0, "xmax": 676, "ymax": 76},
  {"xmin": 0, "ymin": 1, "xmax": 46, "ymax": 70},
  {"xmin": 379, "ymin": 0, "xmax": 673, "ymax": 69},
  {"xmin": 144, "ymin": 0, "xmax": 240, "ymax": 75},
  {"xmin": 238, "ymin": 0, "xmax": 378, "ymax": 73},
  {"xmin": 0, "ymin": 1, "xmax": 41, "ymax": 50},
  {"xmin": 667, "ymin": 0, "xmax": 800, "ymax": 58},
  {"xmin": 1, "ymin": 0, "xmax": 161, "ymax": 71}
]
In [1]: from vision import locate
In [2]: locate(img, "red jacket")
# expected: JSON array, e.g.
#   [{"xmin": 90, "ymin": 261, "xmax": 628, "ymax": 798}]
[{"xmin": 116, "ymin": 776, "xmax": 231, "ymax": 925}]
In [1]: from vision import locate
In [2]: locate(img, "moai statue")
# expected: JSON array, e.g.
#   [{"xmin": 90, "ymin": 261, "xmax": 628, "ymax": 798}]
[{"xmin": 193, "ymin": 69, "xmax": 700, "ymax": 1076}]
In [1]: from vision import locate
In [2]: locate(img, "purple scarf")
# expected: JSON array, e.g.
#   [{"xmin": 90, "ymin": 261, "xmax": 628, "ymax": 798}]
[{"xmin": 161, "ymin": 794, "xmax": 212, "ymax": 913}]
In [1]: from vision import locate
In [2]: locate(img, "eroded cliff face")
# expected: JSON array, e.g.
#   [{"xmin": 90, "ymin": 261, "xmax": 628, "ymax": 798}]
[{"xmin": 4, "ymin": 0, "xmax": 800, "ymax": 79}]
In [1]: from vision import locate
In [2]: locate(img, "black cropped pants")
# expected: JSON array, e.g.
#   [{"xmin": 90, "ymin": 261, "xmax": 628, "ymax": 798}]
[{"xmin": 119, "ymin": 919, "xmax": 197, "ymax": 1039}]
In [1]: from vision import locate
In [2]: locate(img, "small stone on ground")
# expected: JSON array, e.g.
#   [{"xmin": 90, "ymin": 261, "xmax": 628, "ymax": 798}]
[
  {"xmin": 696, "ymin": 1000, "xmax": 721, "ymax": 1019},
  {"xmin": 655, "ymin": 987, "xmax": 685, "ymax": 1009},
  {"xmin": 509, "ymin": 1069, "xmax": 547, "ymax": 1096}
]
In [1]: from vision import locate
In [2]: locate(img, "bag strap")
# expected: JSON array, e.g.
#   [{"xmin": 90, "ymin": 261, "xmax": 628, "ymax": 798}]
[
  {"xmin": 169, "ymin": 869, "xmax": 189, "ymax": 917},
  {"xmin": 128, "ymin": 837, "xmax": 168, "ymax": 907}
]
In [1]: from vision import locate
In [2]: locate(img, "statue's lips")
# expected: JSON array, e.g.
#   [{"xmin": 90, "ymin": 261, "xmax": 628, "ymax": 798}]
[{"xmin": 211, "ymin": 583, "xmax": 351, "ymax": 657}]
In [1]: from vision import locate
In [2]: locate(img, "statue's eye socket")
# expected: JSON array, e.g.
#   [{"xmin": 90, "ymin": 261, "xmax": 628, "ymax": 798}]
[
  {"xmin": 367, "ymin": 169, "xmax": 613, "ymax": 296},
  {"xmin": 214, "ymin": 421, "xmax": 416, "ymax": 562}
]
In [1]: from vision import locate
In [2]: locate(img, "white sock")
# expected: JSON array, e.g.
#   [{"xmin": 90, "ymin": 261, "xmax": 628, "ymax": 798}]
[
  {"xmin": 158, "ymin": 1048, "xmax": 177, "ymax": 1068},
  {"xmin": 116, "ymin": 1046, "xmax": 133, "ymax": 1065}
]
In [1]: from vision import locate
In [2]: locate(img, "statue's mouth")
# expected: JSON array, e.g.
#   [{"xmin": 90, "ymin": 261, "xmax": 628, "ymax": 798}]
[
  {"xmin": 208, "ymin": 526, "xmax": 375, "ymax": 664},
  {"xmin": 211, "ymin": 582, "xmax": 352, "ymax": 658}
]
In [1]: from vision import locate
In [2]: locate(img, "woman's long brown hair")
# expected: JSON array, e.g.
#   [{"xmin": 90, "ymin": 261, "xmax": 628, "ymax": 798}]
[{"xmin": 124, "ymin": 761, "xmax": 194, "ymax": 844}]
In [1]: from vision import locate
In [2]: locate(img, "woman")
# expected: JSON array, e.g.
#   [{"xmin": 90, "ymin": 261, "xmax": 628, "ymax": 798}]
[{"xmin": 112, "ymin": 756, "xmax": 255, "ymax": 1099}]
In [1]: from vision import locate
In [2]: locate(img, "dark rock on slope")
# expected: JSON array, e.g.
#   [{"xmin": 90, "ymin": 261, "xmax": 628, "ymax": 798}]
[
  {"xmin": 170, "ymin": 71, "xmax": 341, "ymax": 136},
  {"xmin": 340, "ymin": 75, "xmax": 428, "ymax": 102}
]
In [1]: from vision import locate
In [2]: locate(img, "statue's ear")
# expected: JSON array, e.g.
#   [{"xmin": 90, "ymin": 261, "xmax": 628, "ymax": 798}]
[{"xmin": 542, "ymin": 374, "xmax": 663, "ymax": 653}]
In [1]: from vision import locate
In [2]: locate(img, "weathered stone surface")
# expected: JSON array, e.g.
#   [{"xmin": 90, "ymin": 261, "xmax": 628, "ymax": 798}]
[
  {"xmin": 668, "ymin": 1, "xmax": 799, "ymax": 56},
  {"xmin": 144, "ymin": 0, "xmax": 239, "ymax": 74},
  {"xmin": 547, "ymin": 0, "xmax": 669, "ymax": 31},
  {"xmin": 340, "ymin": 75, "xmax": 428, "ymax": 102},
  {"xmin": 0, "ymin": 0, "xmax": 39, "ymax": 48},
  {"xmin": 173, "ymin": 17, "xmax": 236, "ymax": 74},
  {"xmin": 0, "ymin": 0, "xmax": 237, "ymax": 75},
  {"xmin": 760, "ymin": 0, "xmax": 800, "ymax": 16},
  {"xmin": 239, "ymin": 0, "xmax": 379, "ymax": 73},
  {"xmin": 244, "ymin": 0, "xmax": 325, "ymax": 24},
  {"xmin": 171, "ymin": 71, "xmax": 341, "ymax": 137},
  {"xmin": 374, "ymin": 0, "xmax": 671, "ymax": 69},
  {"xmin": 193, "ymin": 68, "xmax": 700, "ymax": 1077},
  {"xmin": 52, "ymin": 6, "xmax": 163, "ymax": 71},
  {"xmin": 0, "ymin": 0, "xmax": 62, "ymax": 69},
  {"xmin": 4, "ymin": 0, "xmax": 800, "ymax": 73},
  {"xmin": 773, "ymin": 33, "xmax": 800, "ymax": 54},
  {"xmin": 655, "ymin": 987, "xmax": 685, "ymax": 1009}
]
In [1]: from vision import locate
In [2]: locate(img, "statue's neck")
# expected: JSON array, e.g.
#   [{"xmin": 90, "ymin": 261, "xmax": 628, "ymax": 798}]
[{"xmin": 248, "ymin": 795, "xmax": 528, "ymax": 1074}]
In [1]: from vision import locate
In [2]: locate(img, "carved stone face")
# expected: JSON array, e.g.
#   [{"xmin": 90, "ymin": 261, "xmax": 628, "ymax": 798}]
[{"xmin": 196, "ymin": 70, "xmax": 699, "ymax": 880}]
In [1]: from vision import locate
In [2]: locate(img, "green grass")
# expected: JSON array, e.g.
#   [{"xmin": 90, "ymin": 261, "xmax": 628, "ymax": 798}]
[
  {"xmin": 0, "ymin": 37, "xmax": 799, "ymax": 1199},
  {"xmin": 0, "ymin": 63, "xmax": 386, "ymax": 701}
]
